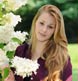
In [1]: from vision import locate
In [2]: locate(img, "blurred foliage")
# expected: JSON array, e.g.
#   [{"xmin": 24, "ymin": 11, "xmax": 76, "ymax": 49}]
[{"xmin": 15, "ymin": 0, "xmax": 78, "ymax": 43}]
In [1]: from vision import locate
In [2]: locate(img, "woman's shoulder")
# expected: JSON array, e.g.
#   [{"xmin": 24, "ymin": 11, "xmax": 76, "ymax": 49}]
[
  {"xmin": 16, "ymin": 42, "xmax": 29, "ymax": 50},
  {"xmin": 15, "ymin": 42, "xmax": 29, "ymax": 57}
]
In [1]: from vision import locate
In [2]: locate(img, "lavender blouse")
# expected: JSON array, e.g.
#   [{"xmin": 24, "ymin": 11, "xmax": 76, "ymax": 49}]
[{"xmin": 13, "ymin": 43, "xmax": 72, "ymax": 81}]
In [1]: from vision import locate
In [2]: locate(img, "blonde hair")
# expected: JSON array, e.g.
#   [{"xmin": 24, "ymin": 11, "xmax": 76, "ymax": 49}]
[{"xmin": 30, "ymin": 4, "xmax": 69, "ymax": 81}]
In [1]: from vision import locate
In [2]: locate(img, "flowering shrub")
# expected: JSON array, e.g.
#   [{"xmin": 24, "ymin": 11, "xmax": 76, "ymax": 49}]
[{"xmin": 0, "ymin": 0, "xmax": 28, "ymax": 81}]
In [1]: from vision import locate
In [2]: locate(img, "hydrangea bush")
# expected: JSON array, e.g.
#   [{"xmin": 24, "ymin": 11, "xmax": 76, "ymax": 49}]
[{"xmin": 0, "ymin": 0, "xmax": 28, "ymax": 81}]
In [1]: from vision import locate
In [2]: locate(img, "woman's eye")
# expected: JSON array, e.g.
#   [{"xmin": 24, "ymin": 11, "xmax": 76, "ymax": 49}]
[
  {"xmin": 40, "ymin": 22, "xmax": 44, "ymax": 25},
  {"xmin": 48, "ymin": 26, "xmax": 53, "ymax": 29}
]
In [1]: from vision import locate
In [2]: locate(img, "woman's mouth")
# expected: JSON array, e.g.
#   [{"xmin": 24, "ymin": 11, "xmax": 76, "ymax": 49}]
[{"xmin": 39, "ymin": 32, "xmax": 46, "ymax": 36}]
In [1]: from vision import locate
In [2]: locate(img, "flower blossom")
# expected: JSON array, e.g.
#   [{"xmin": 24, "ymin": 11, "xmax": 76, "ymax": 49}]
[
  {"xmin": 2, "ymin": 0, "xmax": 28, "ymax": 11},
  {"xmin": 11, "ymin": 56, "xmax": 39, "ymax": 78},
  {"xmin": 12, "ymin": 31, "xmax": 28, "ymax": 42},
  {"xmin": 1, "ymin": 12, "xmax": 21, "ymax": 27},
  {"xmin": 0, "ymin": 26, "xmax": 14, "ymax": 43},
  {"xmin": 4, "ymin": 41, "xmax": 19, "ymax": 51}
]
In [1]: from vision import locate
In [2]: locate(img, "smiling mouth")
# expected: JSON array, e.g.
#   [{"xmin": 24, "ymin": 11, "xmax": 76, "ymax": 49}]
[{"xmin": 39, "ymin": 32, "xmax": 46, "ymax": 36}]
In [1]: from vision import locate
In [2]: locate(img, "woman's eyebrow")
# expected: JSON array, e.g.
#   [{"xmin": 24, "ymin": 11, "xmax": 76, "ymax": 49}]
[{"xmin": 49, "ymin": 24, "xmax": 55, "ymax": 26}]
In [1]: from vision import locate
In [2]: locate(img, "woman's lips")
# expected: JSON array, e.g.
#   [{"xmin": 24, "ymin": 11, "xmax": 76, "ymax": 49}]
[{"xmin": 39, "ymin": 32, "xmax": 46, "ymax": 36}]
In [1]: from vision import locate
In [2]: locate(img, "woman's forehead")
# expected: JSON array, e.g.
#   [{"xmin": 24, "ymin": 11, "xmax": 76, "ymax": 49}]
[{"xmin": 37, "ymin": 12, "xmax": 56, "ymax": 25}]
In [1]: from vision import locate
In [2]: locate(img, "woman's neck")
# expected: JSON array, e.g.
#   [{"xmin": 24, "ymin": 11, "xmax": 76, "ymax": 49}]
[{"xmin": 31, "ymin": 41, "xmax": 47, "ymax": 60}]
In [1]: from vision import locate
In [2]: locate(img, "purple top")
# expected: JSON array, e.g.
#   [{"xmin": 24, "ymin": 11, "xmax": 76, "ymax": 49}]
[{"xmin": 13, "ymin": 43, "xmax": 72, "ymax": 81}]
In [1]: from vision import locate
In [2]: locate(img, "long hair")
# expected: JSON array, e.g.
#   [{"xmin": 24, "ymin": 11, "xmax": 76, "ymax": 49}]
[{"xmin": 30, "ymin": 4, "xmax": 69, "ymax": 81}]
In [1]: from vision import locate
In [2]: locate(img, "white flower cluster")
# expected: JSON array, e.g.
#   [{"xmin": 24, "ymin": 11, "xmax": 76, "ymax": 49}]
[
  {"xmin": 1, "ymin": 12, "xmax": 21, "ymax": 27},
  {"xmin": 2, "ymin": 31, "xmax": 28, "ymax": 52},
  {"xmin": 1, "ymin": 0, "xmax": 28, "ymax": 11},
  {"xmin": 0, "ymin": 26, "xmax": 14, "ymax": 43},
  {"xmin": 0, "ymin": 49, "xmax": 9, "ymax": 67},
  {"xmin": 0, "ymin": 29, "xmax": 28, "ymax": 51},
  {"xmin": 13, "ymin": 31, "xmax": 28, "ymax": 42},
  {"xmin": 11, "ymin": 56, "xmax": 39, "ymax": 78},
  {"xmin": 4, "ymin": 41, "xmax": 19, "ymax": 51}
]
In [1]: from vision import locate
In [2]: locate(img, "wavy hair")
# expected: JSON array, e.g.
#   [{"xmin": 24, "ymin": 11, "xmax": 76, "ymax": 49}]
[{"xmin": 30, "ymin": 4, "xmax": 69, "ymax": 81}]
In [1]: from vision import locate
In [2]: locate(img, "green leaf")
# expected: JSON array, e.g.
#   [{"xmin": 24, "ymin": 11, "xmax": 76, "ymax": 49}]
[
  {"xmin": 0, "ymin": 43, "xmax": 5, "ymax": 49},
  {"xmin": 0, "ymin": 3, "xmax": 3, "ymax": 18},
  {"xmin": 0, "ymin": 73, "xmax": 2, "ymax": 79},
  {"xmin": 6, "ymin": 51, "xmax": 15, "ymax": 59},
  {"xmin": 12, "ymin": 37, "xmax": 22, "ymax": 44},
  {"xmin": 0, "ymin": 69, "xmax": 2, "ymax": 81},
  {"xmin": 3, "ymin": 67, "xmax": 9, "ymax": 79}
]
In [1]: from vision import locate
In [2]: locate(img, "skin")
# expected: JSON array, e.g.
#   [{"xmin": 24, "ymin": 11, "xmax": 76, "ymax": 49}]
[
  {"xmin": 35, "ymin": 12, "xmax": 56, "ymax": 43},
  {"xmin": 4, "ymin": 70, "xmax": 15, "ymax": 81}
]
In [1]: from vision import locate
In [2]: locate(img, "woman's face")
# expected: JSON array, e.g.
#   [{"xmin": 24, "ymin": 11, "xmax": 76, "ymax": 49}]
[{"xmin": 35, "ymin": 12, "xmax": 56, "ymax": 42}]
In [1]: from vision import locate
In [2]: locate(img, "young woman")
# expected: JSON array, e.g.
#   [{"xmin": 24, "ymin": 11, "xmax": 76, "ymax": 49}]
[{"xmin": 5, "ymin": 4, "xmax": 72, "ymax": 81}]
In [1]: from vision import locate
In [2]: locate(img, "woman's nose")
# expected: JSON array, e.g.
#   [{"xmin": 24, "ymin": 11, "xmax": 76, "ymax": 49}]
[{"xmin": 42, "ymin": 26, "xmax": 47, "ymax": 32}]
